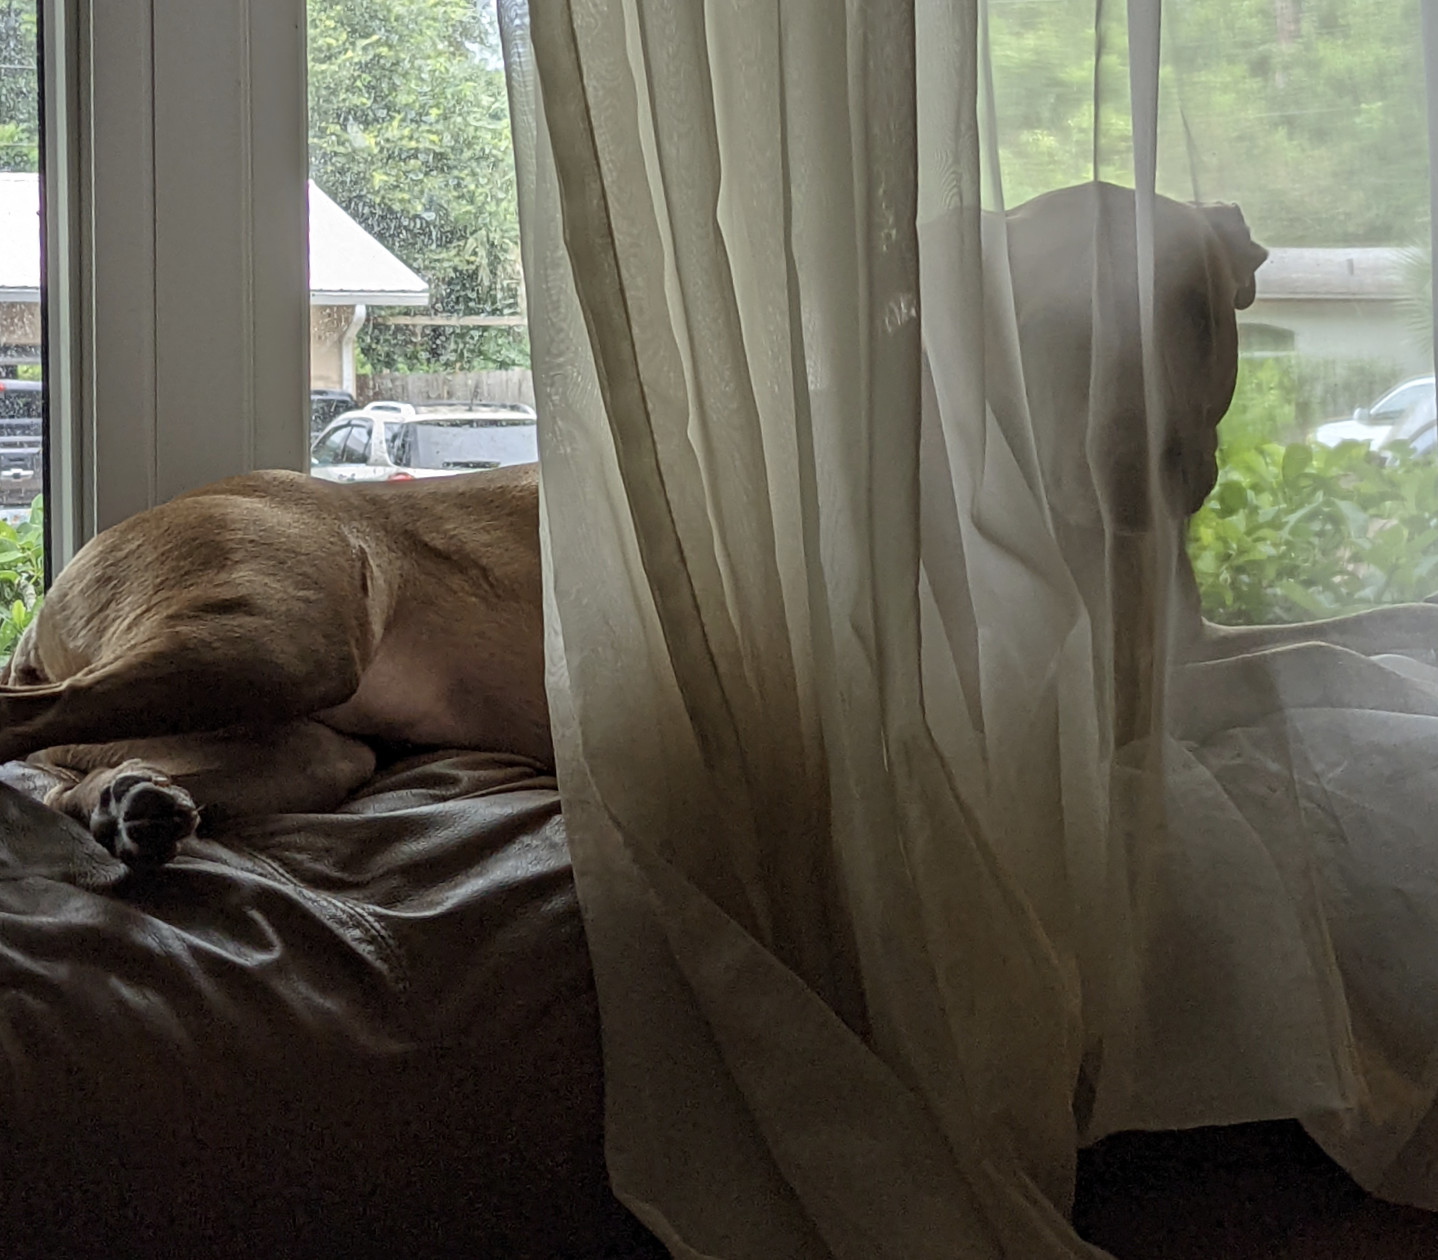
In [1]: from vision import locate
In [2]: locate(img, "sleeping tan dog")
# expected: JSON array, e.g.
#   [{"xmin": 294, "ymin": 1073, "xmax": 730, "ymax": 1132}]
[{"xmin": 0, "ymin": 465, "xmax": 548, "ymax": 867}]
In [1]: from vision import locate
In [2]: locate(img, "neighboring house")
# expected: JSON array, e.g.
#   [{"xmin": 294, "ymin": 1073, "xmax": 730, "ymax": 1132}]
[
  {"xmin": 305, "ymin": 183, "xmax": 429, "ymax": 394},
  {"xmin": 1242, "ymin": 246, "xmax": 1428, "ymax": 374},
  {"xmin": 0, "ymin": 174, "xmax": 428, "ymax": 393}
]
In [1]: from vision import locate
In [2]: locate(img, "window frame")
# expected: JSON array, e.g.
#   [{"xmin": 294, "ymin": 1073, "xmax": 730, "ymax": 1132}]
[{"xmin": 40, "ymin": 0, "xmax": 310, "ymax": 568}]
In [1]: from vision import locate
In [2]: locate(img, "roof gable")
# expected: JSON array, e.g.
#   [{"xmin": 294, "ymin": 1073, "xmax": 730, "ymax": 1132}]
[{"xmin": 0, "ymin": 173, "xmax": 429, "ymax": 306}]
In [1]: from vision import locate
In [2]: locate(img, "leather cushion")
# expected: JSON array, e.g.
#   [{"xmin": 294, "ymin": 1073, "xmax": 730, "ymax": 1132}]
[{"xmin": 0, "ymin": 751, "xmax": 661, "ymax": 1259}]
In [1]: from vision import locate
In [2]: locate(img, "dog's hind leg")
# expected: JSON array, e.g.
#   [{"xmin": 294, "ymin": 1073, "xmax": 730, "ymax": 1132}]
[
  {"xmin": 23, "ymin": 721, "xmax": 377, "ymax": 868},
  {"xmin": 0, "ymin": 627, "xmax": 368, "ymax": 765}
]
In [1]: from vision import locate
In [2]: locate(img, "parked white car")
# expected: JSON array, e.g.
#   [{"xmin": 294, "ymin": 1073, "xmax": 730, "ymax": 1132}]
[
  {"xmin": 1311, "ymin": 376, "xmax": 1436, "ymax": 452},
  {"xmin": 309, "ymin": 401, "xmax": 538, "ymax": 484},
  {"xmin": 1375, "ymin": 380, "xmax": 1438, "ymax": 459}
]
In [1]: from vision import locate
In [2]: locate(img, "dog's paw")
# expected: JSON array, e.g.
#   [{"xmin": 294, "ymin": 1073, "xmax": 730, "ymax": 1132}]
[{"xmin": 91, "ymin": 765, "xmax": 200, "ymax": 870}]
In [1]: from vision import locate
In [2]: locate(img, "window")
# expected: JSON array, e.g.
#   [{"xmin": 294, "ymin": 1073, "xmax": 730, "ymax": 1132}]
[
  {"xmin": 386, "ymin": 423, "xmax": 413, "ymax": 468},
  {"xmin": 305, "ymin": 0, "xmax": 530, "ymax": 439},
  {"xmin": 1237, "ymin": 323, "xmax": 1296, "ymax": 358},
  {"xmin": 1008, "ymin": 0, "xmax": 1432, "ymax": 629},
  {"xmin": 1406, "ymin": 421, "xmax": 1436, "ymax": 457},
  {"xmin": 1386, "ymin": 390, "xmax": 1438, "ymax": 445},
  {"xmin": 0, "ymin": 0, "xmax": 43, "ymax": 654},
  {"xmin": 23, "ymin": 0, "xmax": 1432, "ymax": 647}
]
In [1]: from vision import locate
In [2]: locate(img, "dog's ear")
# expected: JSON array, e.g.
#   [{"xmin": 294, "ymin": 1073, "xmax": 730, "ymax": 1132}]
[{"xmin": 1197, "ymin": 202, "xmax": 1269, "ymax": 311}]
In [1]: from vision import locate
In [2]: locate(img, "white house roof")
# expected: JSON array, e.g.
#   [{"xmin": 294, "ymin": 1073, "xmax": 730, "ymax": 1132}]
[
  {"xmin": 306, "ymin": 182, "xmax": 428, "ymax": 306},
  {"xmin": 0, "ymin": 173, "xmax": 429, "ymax": 307},
  {"xmin": 0, "ymin": 173, "xmax": 40, "ymax": 302},
  {"xmin": 1254, "ymin": 247, "xmax": 1408, "ymax": 302}
]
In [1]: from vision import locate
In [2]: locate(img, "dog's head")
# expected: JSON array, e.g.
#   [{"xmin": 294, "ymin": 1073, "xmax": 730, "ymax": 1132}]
[
  {"xmin": 1004, "ymin": 182, "xmax": 1268, "ymax": 531},
  {"xmin": 1158, "ymin": 199, "xmax": 1269, "ymax": 518}
]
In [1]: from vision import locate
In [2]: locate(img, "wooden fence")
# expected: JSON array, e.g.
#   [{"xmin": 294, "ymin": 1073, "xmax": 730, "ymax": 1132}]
[{"xmin": 357, "ymin": 369, "xmax": 535, "ymax": 409}]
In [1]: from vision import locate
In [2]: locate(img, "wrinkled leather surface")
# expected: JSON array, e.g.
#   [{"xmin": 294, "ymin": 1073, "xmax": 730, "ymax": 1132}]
[{"xmin": 0, "ymin": 751, "xmax": 663, "ymax": 1259}]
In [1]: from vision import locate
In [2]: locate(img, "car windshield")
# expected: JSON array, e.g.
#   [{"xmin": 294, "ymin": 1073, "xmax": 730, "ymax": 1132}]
[
  {"xmin": 312, "ymin": 420, "xmax": 371, "ymax": 466},
  {"xmin": 1384, "ymin": 392, "xmax": 1438, "ymax": 446},
  {"xmin": 389, "ymin": 420, "xmax": 534, "ymax": 470},
  {"xmin": 1371, "ymin": 381, "xmax": 1435, "ymax": 425}
]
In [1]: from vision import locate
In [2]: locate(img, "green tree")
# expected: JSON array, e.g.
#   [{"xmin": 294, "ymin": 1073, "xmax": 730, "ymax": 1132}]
[
  {"xmin": 0, "ymin": 1, "xmax": 38, "ymax": 172},
  {"xmin": 987, "ymin": 2, "xmax": 1141, "ymax": 205},
  {"xmin": 0, "ymin": 1, "xmax": 527, "ymax": 372},
  {"xmin": 988, "ymin": 0, "xmax": 1428, "ymax": 249},
  {"xmin": 1161, "ymin": 0, "xmax": 1427, "ymax": 246},
  {"xmin": 308, "ymin": 0, "xmax": 526, "ymax": 373}
]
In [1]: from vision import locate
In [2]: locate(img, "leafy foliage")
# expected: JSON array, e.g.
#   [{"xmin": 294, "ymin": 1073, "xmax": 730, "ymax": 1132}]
[
  {"xmin": 0, "ymin": 2, "xmax": 37, "ymax": 173},
  {"xmin": 1189, "ymin": 439, "xmax": 1438, "ymax": 625},
  {"xmin": 1188, "ymin": 354, "xmax": 1438, "ymax": 626},
  {"xmin": 1161, "ymin": 0, "xmax": 1427, "ymax": 248},
  {"xmin": 1210, "ymin": 355, "xmax": 1301, "ymax": 446},
  {"xmin": 0, "ymin": 496, "xmax": 43, "ymax": 658},
  {"xmin": 308, "ymin": 0, "xmax": 526, "ymax": 373}
]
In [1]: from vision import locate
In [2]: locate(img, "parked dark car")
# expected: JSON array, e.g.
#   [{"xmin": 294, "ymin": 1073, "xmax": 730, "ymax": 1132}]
[{"xmin": 0, "ymin": 379, "xmax": 43, "ymax": 508}]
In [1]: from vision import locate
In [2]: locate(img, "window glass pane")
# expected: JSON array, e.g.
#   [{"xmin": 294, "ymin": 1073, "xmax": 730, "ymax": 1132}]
[
  {"xmin": 306, "ymin": 0, "xmax": 529, "ymax": 482},
  {"xmin": 987, "ymin": 0, "xmax": 1434, "ymax": 627},
  {"xmin": 0, "ymin": 0, "xmax": 45, "ymax": 656},
  {"xmin": 312, "ymin": 424, "xmax": 352, "ymax": 465},
  {"xmin": 339, "ymin": 422, "xmax": 370, "ymax": 464}
]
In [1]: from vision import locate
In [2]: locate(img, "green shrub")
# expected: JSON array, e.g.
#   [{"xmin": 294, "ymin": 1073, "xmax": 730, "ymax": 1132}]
[
  {"xmin": 1188, "ymin": 441, "xmax": 1438, "ymax": 625},
  {"xmin": 1219, "ymin": 355, "xmax": 1300, "ymax": 446},
  {"xmin": 0, "ymin": 497, "xmax": 44, "ymax": 659}
]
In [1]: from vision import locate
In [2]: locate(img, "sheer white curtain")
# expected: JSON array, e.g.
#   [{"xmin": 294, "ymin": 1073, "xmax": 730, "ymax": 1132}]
[{"xmin": 499, "ymin": 1, "xmax": 1438, "ymax": 1254}]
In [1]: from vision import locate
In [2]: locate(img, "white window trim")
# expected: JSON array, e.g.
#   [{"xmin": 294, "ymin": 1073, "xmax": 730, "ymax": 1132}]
[{"xmin": 41, "ymin": 0, "xmax": 309, "ymax": 566}]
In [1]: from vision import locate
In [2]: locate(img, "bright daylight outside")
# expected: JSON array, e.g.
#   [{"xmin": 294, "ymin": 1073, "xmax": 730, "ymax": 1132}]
[
  {"xmin": 301, "ymin": 0, "xmax": 1433, "ymax": 634},
  {"xmin": 304, "ymin": 0, "xmax": 534, "ymax": 491},
  {"xmin": 0, "ymin": 2, "xmax": 1431, "ymax": 647}
]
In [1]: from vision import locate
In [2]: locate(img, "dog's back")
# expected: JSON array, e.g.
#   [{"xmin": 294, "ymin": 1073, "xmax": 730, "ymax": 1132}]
[{"xmin": 0, "ymin": 463, "xmax": 550, "ymax": 764}]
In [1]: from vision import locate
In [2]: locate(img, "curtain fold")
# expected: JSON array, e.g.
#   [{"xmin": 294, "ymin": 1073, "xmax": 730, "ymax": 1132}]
[
  {"xmin": 501, "ymin": 0, "xmax": 1438, "ymax": 1253},
  {"xmin": 504, "ymin": 2, "xmax": 1096, "ymax": 1252}
]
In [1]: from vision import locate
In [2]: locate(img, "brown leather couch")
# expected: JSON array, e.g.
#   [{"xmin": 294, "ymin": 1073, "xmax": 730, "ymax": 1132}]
[
  {"xmin": 5, "ymin": 748, "xmax": 1429, "ymax": 1258},
  {"xmin": 0, "ymin": 751, "xmax": 663, "ymax": 1259}
]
